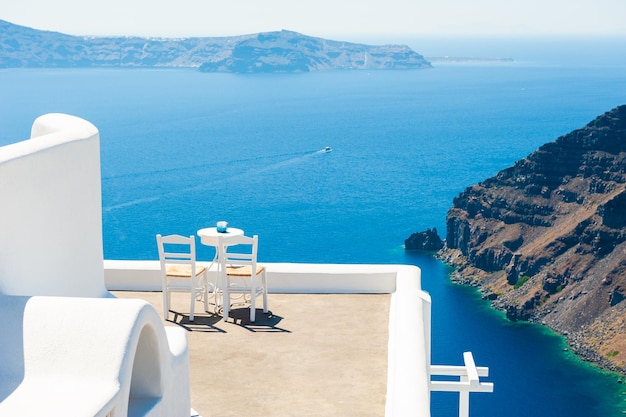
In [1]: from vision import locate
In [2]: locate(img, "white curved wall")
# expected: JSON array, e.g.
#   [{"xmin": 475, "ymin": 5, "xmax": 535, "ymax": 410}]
[
  {"xmin": 0, "ymin": 295, "xmax": 190, "ymax": 417},
  {"xmin": 0, "ymin": 113, "xmax": 106, "ymax": 297},
  {"xmin": 0, "ymin": 114, "xmax": 191, "ymax": 417}
]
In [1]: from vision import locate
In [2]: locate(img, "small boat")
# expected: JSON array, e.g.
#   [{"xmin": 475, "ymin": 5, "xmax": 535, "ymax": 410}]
[{"xmin": 323, "ymin": 146, "xmax": 332, "ymax": 152}]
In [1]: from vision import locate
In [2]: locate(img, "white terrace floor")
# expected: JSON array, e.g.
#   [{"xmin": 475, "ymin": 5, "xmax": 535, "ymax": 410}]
[{"xmin": 113, "ymin": 290, "xmax": 391, "ymax": 417}]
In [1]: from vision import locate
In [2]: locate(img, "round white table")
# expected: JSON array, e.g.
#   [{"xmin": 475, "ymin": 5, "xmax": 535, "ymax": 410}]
[
  {"xmin": 197, "ymin": 227, "xmax": 245, "ymax": 317},
  {"xmin": 197, "ymin": 227, "xmax": 244, "ymax": 248}
]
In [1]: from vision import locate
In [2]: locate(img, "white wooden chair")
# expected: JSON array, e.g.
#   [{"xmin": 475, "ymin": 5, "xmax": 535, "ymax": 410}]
[
  {"xmin": 156, "ymin": 234, "xmax": 209, "ymax": 321},
  {"xmin": 218, "ymin": 234, "xmax": 268, "ymax": 322}
]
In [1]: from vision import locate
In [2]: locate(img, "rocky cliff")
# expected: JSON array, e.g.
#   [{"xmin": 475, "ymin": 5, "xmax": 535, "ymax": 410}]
[
  {"xmin": 439, "ymin": 105, "xmax": 626, "ymax": 374},
  {"xmin": 0, "ymin": 20, "xmax": 431, "ymax": 72}
]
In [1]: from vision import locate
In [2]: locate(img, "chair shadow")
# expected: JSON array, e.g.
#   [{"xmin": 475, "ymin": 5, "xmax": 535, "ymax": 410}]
[
  {"xmin": 167, "ymin": 310, "xmax": 226, "ymax": 333},
  {"xmin": 227, "ymin": 306, "xmax": 291, "ymax": 333}
]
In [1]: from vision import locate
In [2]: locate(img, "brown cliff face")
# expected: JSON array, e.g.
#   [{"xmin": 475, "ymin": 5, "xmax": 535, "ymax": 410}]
[{"xmin": 440, "ymin": 105, "xmax": 626, "ymax": 373}]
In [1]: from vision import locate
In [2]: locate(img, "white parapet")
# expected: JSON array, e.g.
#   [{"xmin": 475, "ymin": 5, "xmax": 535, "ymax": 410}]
[
  {"xmin": 386, "ymin": 265, "xmax": 432, "ymax": 417},
  {"xmin": 104, "ymin": 260, "xmax": 399, "ymax": 293},
  {"xmin": 106, "ymin": 260, "xmax": 434, "ymax": 417}
]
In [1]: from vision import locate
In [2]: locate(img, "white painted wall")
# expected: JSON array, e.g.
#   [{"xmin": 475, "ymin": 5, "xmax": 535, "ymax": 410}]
[{"xmin": 0, "ymin": 113, "xmax": 106, "ymax": 297}]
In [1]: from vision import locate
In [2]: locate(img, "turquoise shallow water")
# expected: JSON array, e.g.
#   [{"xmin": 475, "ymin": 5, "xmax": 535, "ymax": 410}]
[{"xmin": 1, "ymin": 43, "xmax": 626, "ymax": 415}]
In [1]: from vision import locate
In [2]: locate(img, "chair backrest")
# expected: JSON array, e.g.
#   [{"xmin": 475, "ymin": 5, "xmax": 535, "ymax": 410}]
[
  {"xmin": 219, "ymin": 234, "xmax": 259, "ymax": 268},
  {"xmin": 156, "ymin": 234, "xmax": 197, "ymax": 269}
]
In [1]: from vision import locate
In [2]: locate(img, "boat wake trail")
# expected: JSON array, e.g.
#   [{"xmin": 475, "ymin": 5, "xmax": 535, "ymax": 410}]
[
  {"xmin": 103, "ymin": 196, "xmax": 160, "ymax": 212},
  {"xmin": 179, "ymin": 149, "xmax": 324, "ymax": 193},
  {"xmin": 102, "ymin": 149, "xmax": 327, "ymax": 212}
]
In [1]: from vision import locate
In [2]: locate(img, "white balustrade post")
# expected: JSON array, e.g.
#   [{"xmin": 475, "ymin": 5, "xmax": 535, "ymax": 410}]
[
  {"xmin": 430, "ymin": 351, "xmax": 494, "ymax": 417},
  {"xmin": 459, "ymin": 373, "xmax": 470, "ymax": 417}
]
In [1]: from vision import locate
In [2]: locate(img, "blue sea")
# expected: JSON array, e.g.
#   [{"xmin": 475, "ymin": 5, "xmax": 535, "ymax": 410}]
[{"xmin": 1, "ymin": 37, "xmax": 626, "ymax": 416}]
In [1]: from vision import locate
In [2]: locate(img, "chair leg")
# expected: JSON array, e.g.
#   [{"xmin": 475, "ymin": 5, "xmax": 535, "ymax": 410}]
[
  {"xmin": 223, "ymin": 283, "xmax": 230, "ymax": 321},
  {"xmin": 213, "ymin": 274, "xmax": 220, "ymax": 313},
  {"xmin": 213, "ymin": 287, "xmax": 220, "ymax": 314},
  {"xmin": 163, "ymin": 288, "xmax": 170, "ymax": 320},
  {"xmin": 203, "ymin": 278, "xmax": 209, "ymax": 313},
  {"xmin": 250, "ymin": 288, "xmax": 256, "ymax": 322},
  {"xmin": 262, "ymin": 272, "xmax": 269, "ymax": 313},
  {"xmin": 190, "ymin": 287, "xmax": 196, "ymax": 322}
]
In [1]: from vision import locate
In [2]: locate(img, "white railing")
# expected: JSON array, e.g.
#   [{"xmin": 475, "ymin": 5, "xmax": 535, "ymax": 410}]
[{"xmin": 430, "ymin": 351, "xmax": 494, "ymax": 417}]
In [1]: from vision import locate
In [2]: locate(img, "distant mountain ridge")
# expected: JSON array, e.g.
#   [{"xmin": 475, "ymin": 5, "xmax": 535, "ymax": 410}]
[{"xmin": 0, "ymin": 20, "xmax": 431, "ymax": 72}]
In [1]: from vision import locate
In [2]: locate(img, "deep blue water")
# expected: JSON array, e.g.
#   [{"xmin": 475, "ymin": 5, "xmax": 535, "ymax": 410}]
[{"xmin": 1, "ymin": 41, "xmax": 626, "ymax": 416}]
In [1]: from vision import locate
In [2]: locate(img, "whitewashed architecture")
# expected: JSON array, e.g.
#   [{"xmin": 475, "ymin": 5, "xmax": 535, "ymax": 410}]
[
  {"xmin": 0, "ymin": 114, "xmax": 492, "ymax": 417},
  {"xmin": 0, "ymin": 114, "xmax": 190, "ymax": 417}
]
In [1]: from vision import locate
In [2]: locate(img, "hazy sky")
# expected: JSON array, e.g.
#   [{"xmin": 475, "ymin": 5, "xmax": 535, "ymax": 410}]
[{"xmin": 3, "ymin": 0, "xmax": 626, "ymax": 40}]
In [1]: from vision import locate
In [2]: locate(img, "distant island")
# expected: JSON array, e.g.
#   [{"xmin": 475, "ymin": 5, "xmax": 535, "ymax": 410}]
[
  {"xmin": 426, "ymin": 56, "xmax": 514, "ymax": 64},
  {"xmin": 416, "ymin": 105, "xmax": 626, "ymax": 375},
  {"xmin": 0, "ymin": 20, "xmax": 431, "ymax": 73}
]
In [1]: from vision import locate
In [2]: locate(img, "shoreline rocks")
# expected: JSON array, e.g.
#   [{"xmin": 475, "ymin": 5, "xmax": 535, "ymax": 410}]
[{"xmin": 404, "ymin": 228, "xmax": 444, "ymax": 251}]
